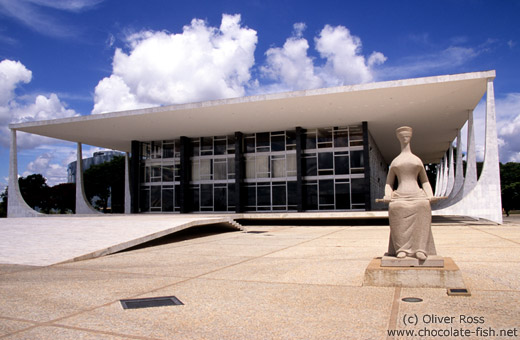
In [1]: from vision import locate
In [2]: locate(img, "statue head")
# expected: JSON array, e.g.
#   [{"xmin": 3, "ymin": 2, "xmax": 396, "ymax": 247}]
[{"xmin": 396, "ymin": 126, "xmax": 413, "ymax": 145}]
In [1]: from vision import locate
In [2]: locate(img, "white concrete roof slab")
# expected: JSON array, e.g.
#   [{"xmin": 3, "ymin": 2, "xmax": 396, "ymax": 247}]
[{"xmin": 10, "ymin": 71, "xmax": 495, "ymax": 163}]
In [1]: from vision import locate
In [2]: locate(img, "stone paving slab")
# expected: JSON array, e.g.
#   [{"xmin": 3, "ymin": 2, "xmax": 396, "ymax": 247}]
[
  {"xmin": 0, "ymin": 216, "xmax": 519, "ymax": 339},
  {"xmin": 0, "ymin": 215, "xmax": 242, "ymax": 266}
]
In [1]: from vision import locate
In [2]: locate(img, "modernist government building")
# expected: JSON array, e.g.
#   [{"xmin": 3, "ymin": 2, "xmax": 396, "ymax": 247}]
[{"xmin": 8, "ymin": 71, "xmax": 503, "ymax": 223}]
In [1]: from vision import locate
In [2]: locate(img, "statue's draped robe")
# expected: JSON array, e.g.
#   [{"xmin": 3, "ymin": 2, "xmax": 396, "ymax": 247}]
[{"xmin": 387, "ymin": 157, "xmax": 437, "ymax": 256}]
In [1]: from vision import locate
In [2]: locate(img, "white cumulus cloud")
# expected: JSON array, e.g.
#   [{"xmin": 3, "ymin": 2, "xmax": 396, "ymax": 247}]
[
  {"xmin": 261, "ymin": 23, "xmax": 386, "ymax": 92},
  {"xmin": 0, "ymin": 59, "xmax": 80, "ymax": 185},
  {"xmin": 497, "ymin": 93, "xmax": 520, "ymax": 162},
  {"xmin": 92, "ymin": 14, "xmax": 258, "ymax": 114}
]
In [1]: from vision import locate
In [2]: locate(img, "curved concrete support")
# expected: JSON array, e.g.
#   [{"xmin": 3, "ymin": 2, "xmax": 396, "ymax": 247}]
[
  {"xmin": 445, "ymin": 145, "xmax": 455, "ymax": 196},
  {"xmin": 124, "ymin": 152, "xmax": 131, "ymax": 214},
  {"xmin": 75, "ymin": 143, "xmax": 102, "ymax": 215},
  {"xmin": 451, "ymin": 130, "xmax": 464, "ymax": 198},
  {"xmin": 435, "ymin": 79, "xmax": 502, "ymax": 223},
  {"xmin": 435, "ymin": 130, "xmax": 464, "ymax": 209},
  {"xmin": 434, "ymin": 163, "xmax": 441, "ymax": 196},
  {"xmin": 7, "ymin": 129, "xmax": 45, "ymax": 217}
]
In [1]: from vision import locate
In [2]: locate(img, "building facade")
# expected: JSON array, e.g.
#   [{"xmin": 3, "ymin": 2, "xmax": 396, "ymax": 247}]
[
  {"xmin": 7, "ymin": 71, "xmax": 503, "ymax": 223},
  {"xmin": 135, "ymin": 124, "xmax": 378, "ymax": 214}
]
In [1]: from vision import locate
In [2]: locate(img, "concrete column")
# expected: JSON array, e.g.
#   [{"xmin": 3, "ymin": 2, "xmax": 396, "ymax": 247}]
[
  {"xmin": 464, "ymin": 110, "xmax": 478, "ymax": 193},
  {"xmin": 7, "ymin": 129, "xmax": 44, "ymax": 217},
  {"xmin": 434, "ymin": 163, "xmax": 441, "ymax": 196},
  {"xmin": 435, "ymin": 130, "xmax": 464, "ymax": 209},
  {"xmin": 130, "ymin": 141, "xmax": 140, "ymax": 213},
  {"xmin": 362, "ymin": 122, "xmax": 372, "ymax": 211},
  {"xmin": 295, "ymin": 127, "xmax": 305, "ymax": 212},
  {"xmin": 124, "ymin": 152, "xmax": 131, "ymax": 214},
  {"xmin": 434, "ymin": 79, "xmax": 502, "ymax": 223},
  {"xmin": 445, "ymin": 144, "xmax": 455, "ymax": 196},
  {"xmin": 451, "ymin": 130, "xmax": 464, "ymax": 198},
  {"xmin": 440, "ymin": 154, "xmax": 449, "ymax": 196},
  {"xmin": 436, "ymin": 156, "xmax": 446, "ymax": 196},
  {"xmin": 179, "ymin": 136, "xmax": 191, "ymax": 213},
  {"xmin": 75, "ymin": 143, "xmax": 101, "ymax": 214},
  {"xmin": 234, "ymin": 132, "xmax": 245, "ymax": 213}
]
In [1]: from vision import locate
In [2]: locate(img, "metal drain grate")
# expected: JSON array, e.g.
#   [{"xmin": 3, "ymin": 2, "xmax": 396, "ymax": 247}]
[
  {"xmin": 120, "ymin": 296, "xmax": 184, "ymax": 309},
  {"xmin": 401, "ymin": 297, "xmax": 423, "ymax": 303},
  {"xmin": 447, "ymin": 288, "xmax": 471, "ymax": 296}
]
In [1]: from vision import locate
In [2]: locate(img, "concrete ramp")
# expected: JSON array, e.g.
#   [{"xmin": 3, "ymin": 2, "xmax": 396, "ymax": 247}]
[{"xmin": 0, "ymin": 215, "xmax": 243, "ymax": 266}]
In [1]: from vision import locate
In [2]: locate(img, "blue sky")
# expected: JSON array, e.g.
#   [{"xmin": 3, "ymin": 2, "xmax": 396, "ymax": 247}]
[{"xmin": 0, "ymin": 0, "xmax": 519, "ymax": 188}]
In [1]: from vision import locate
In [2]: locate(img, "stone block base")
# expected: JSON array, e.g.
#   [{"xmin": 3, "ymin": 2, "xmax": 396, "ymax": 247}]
[
  {"xmin": 381, "ymin": 255, "xmax": 444, "ymax": 267},
  {"xmin": 363, "ymin": 257, "xmax": 465, "ymax": 288}
]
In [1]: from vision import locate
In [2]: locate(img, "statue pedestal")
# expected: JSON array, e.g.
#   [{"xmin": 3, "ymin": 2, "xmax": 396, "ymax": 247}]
[
  {"xmin": 381, "ymin": 255, "xmax": 444, "ymax": 267},
  {"xmin": 363, "ymin": 257, "xmax": 465, "ymax": 288}
]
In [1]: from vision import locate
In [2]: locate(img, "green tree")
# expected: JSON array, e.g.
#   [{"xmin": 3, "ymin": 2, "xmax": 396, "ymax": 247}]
[
  {"xmin": 18, "ymin": 174, "xmax": 51, "ymax": 213},
  {"xmin": 48, "ymin": 183, "xmax": 75, "ymax": 214},
  {"xmin": 0, "ymin": 187, "xmax": 7, "ymax": 217},
  {"xmin": 84, "ymin": 156, "xmax": 125, "ymax": 213},
  {"xmin": 501, "ymin": 162, "xmax": 520, "ymax": 216}
]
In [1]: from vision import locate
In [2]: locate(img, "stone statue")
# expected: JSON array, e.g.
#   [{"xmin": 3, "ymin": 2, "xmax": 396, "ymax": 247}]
[{"xmin": 378, "ymin": 126, "xmax": 443, "ymax": 261}]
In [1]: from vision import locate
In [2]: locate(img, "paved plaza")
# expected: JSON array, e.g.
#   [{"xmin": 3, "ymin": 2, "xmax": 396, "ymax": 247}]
[{"xmin": 0, "ymin": 215, "xmax": 519, "ymax": 339}]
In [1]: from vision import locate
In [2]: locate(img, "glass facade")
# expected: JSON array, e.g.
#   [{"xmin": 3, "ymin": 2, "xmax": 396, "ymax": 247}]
[
  {"xmin": 244, "ymin": 131, "xmax": 298, "ymax": 211},
  {"xmin": 137, "ymin": 125, "xmax": 367, "ymax": 213},
  {"xmin": 190, "ymin": 136, "xmax": 236, "ymax": 212},
  {"xmin": 302, "ymin": 126, "xmax": 366, "ymax": 211},
  {"xmin": 139, "ymin": 140, "xmax": 181, "ymax": 212}
]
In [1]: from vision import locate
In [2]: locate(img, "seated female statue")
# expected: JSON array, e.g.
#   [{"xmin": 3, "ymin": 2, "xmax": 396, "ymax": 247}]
[{"xmin": 383, "ymin": 126, "xmax": 437, "ymax": 260}]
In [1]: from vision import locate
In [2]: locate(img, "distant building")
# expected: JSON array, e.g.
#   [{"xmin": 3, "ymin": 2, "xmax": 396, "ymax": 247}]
[{"xmin": 67, "ymin": 151, "xmax": 124, "ymax": 183}]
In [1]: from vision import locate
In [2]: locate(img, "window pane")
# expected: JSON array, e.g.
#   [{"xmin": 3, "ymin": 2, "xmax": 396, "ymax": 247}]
[
  {"xmin": 305, "ymin": 130, "xmax": 316, "ymax": 149},
  {"xmin": 318, "ymin": 152, "xmax": 333, "ymax": 170},
  {"xmin": 228, "ymin": 183, "xmax": 235, "ymax": 208},
  {"xmin": 214, "ymin": 161, "xmax": 227, "ymax": 180},
  {"xmin": 214, "ymin": 139, "xmax": 226, "ymax": 155},
  {"xmin": 287, "ymin": 181, "xmax": 298, "ymax": 206},
  {"xmin": 246, "ymin": 184, "xmax": 256, "ymax": 207},
  {"xmin": 272, "ymin": 156, "xmax": 286, "ymax": 178},
  {"xmin": 162, "ymin": 188, "xmax": 174, "ymax": 211},
  {"xmin": 319, "ymin": 180, "xmax": 334, "ymax": 206},
  {"xmin": 334, "ymin": 130, "xmax": 349, "ymax": 148},
  {"xmin": 200, "ymin": 159, "xmax": 212, "ymax": 179},
  {"xmin": 304, "ymin": 183, "xmax": 318, "ymax": 210},
  {"xmin": 227, "ymin": 157, "xmax": 235, "ymax": 178},
  {"xmin": 162, "ymin": 165, "xmax": 174, "ymax": 182},
  {"xmin": 201, "ymin": 184, "xmax": 213, "ymax": 207},
  {"xmin": 192, "ymin": 186, "xmax": 200, "ymax": 211},
  {"xmin": 257, "ymin": 185, "xmax": 271, "ymax": 206},
  {"xmin": 152, "ymin": 165, "xmax": 161, "ymax": 182},
  {"xmin": 351, "ymin": 178, "xmax": 365, "ymax": 204},
  {"xmin": 271, "ymin": 135, "xmax": 285, "ymax": 152},
  {"xmin": 272, "ymin": 184, "xmax": 286, "ymax": 206},
  {"xmin": 245, "ymin": 136, "xmax": 255, "ymax": 153},
  {"xmin": 335, "ymin": 183, "xmax": 350, "ymax": 209},
  {"xmin": 256, "ymin": 132, "xmax": 269, "ymax": 150},
  {"xmin": 191, "ymin": 161, "xmax": 200, "ymax": 181},
  {"xmin": 317, "ymin": 128, "xmax": 332, "ymax": 147},
  {"xmin": 286, "ymin": 153, "xmax": 297, "ymax": 176},
  {"xmin": 214, "ymin": 187, "xmax": 226, "ymax": 211},
  {"xmin": 140, "ymin": 188, "xmax": 149, "ymax": 212},
  {"xmin": 201, "ymin": 137, "xmax": 213, "ymax": 154},
  {"xmin": 163, "ymin": 143, "xmax": 174, "ymax": 158},
  {"xmin": 245, "ymin": 155, "xmax": 255, "ymax": 179},
  {"xmin": 335, "ymin": 155, "xmax": 350, "ymax": 175},
  {"xmin": 256, "ymin": 155, "xmax": 269, "ymax": 178},
  {"xmin": 351, "ymin": 150, "xmax": 364, "ymax": 168},
  {"xmin": 151, "ymin": 186, "xmax": 161, "ymax": 208},
  {"xmin": 304, "ymin": 155, "xmax": 317, "ymax": 176}
]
